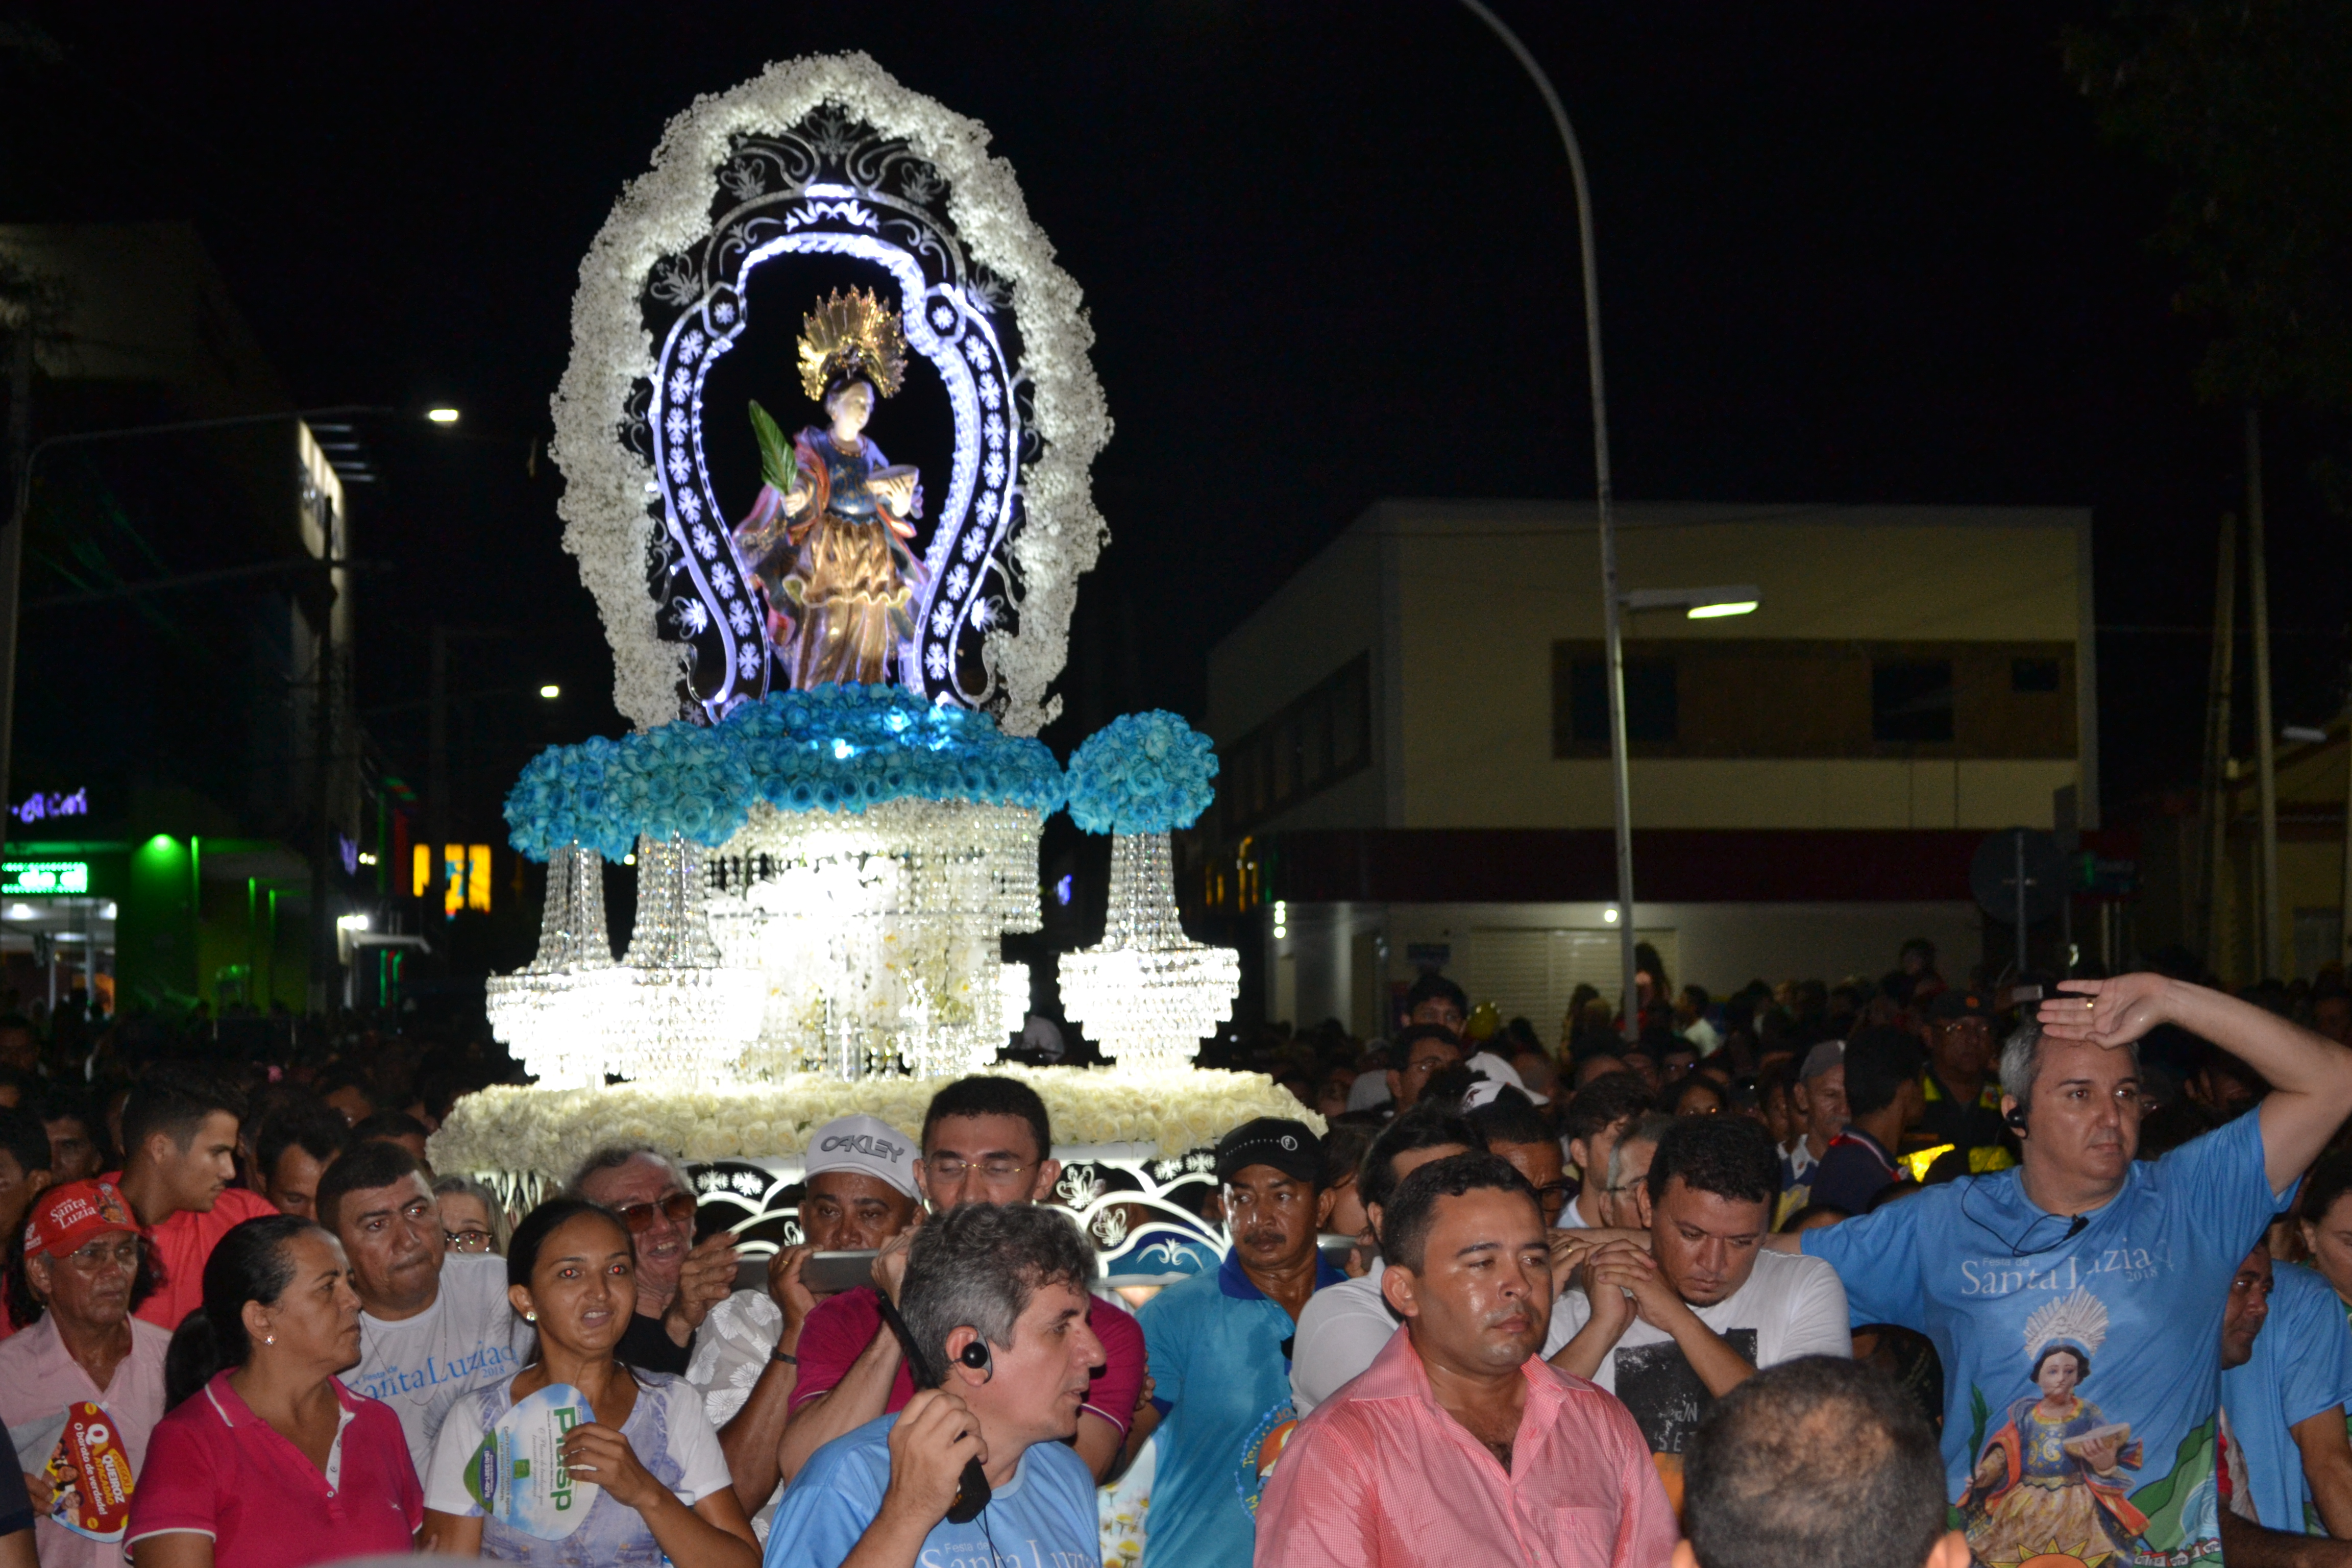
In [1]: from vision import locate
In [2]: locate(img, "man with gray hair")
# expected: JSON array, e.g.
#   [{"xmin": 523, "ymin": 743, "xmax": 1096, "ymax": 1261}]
[
  {"xmin": 1772, "ymin": 975, "xmax": 2352, "ymax": 1568},
  {"xmin": 763, "ymin": 1203, "xmax": 1107, "ymax": 1568},
  {"xmin": 571, "ymin": 1142, "xmax": 739, "ymax": 1374}
]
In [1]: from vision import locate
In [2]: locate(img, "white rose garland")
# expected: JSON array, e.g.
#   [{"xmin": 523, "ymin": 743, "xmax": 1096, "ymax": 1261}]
[{"xmin": 428, "ymin": 1064, "xmax": 1319, "ymax": 1185}]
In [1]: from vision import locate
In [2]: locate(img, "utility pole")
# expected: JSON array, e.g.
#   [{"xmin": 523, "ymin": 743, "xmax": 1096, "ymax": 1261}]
[
  {"xmin": 0, "ymin": 321, "xmax": 32, "ymax": 862},
  {"xmin": 429, "ymin": 628, "xmax": 448, "ymax": 922},
  {"xmin": 2248, "ymin": 408, "xmax": 2281, "ymax": 981},
  {"xmin": 2340, "ymin": 706, "xmax": 2352, "ymax": 970},
  {"xmin": 427, "ymin": 626, "xmax": 517, "ymax": 926},
  {"xmin": 2200, "ymin": 512, "xmax": 2236, "ymax": 969},
  {"xmin": 310, "ymin": 595, "xmax": 339, "ymax": 1017}
]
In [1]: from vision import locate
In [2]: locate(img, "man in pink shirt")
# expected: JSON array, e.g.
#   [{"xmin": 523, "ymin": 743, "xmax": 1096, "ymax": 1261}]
[
  {"xmin": 0, "ymin": 1179, "xmax": 172, "ymax": 1568},
  {"xmin": 108, "ymin": 1065, "xmax": 277, "ymax": 1330},
  {"xmin": 1256, "ymin": 1152, "xmax": 1677, "ymax": 1568}
]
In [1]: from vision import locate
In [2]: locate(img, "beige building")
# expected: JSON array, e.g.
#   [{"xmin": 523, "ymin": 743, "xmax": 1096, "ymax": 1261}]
[
  {"xmin": 1200, "ymin": 500, "xmax": 2097, "ymax": 1036},
  {"xmin": 2138, "ymin": 717, "xmax": 2352, "ymax": 987}
]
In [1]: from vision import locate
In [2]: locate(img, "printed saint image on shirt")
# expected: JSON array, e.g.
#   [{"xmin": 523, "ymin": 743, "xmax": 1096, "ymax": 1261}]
[
  {"xmin": 1955, "ymin": 1287, "xmax": 2235, "ymax": 1568},
  {"xmin": 1611, "ymin": 1330, "xmax": 1758, "ymax": 1455}
]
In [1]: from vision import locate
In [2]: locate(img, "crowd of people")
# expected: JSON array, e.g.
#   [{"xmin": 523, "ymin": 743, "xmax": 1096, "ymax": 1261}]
[{"xmin": 0, "ymin": 941, "xmax": 2349, "ymax": 1568}]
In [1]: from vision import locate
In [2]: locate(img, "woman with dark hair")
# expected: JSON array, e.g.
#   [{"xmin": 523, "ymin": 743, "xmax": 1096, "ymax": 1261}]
[
  {"xmin": 420, "ymin": 1197, "xmax": 756, "ymax": 1568},
  {"xmin": 1665, "ymin": 1075, "xmax": 1727, "ymax": 1117},
  {"xmin": 2298, "ymin": 1150, "xmax": 2352, "ymax": 1313},
  {"xmin": 126, "ymin": 1214, "xmax": 421, "ymax": 1568}
]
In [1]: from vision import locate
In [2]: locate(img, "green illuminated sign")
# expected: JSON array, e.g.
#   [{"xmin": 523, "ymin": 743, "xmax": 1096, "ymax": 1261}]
[{"xmin": 3, "ymin": 861, "xmax": 90, "ymax": 896}]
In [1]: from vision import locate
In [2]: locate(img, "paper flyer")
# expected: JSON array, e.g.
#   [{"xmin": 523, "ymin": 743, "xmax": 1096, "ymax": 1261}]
[
  {"xmin": 465, "ymin": 1383, "xmax": 599, "ymax": 1540},
  {"xmin": 38, "ymin": 1402, "xmax": 136, "ymax": 1541}
]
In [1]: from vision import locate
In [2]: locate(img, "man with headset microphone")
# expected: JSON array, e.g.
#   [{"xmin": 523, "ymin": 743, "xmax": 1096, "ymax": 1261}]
[
  {"xmin": 1768, "ymin": 975, "xmax": 2352, "ymax": 1568},
  {"xmin": 764, "ymin": 1202, "xmax": 1107, "ymax": 1568}
]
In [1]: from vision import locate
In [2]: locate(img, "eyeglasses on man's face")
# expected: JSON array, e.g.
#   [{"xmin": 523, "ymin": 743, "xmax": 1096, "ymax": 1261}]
[
  {"xmin": 921, "ymin": 1156, "xmax": 1038, "ymax": 1183},
  {"xmin": 615, "ymin": 1191, "xmax": 697, "ymax": 1233},
  {"xmin": 59, "ymin": 1236, "xmax": 142, "ymax": 1274},
  {"xmin": 444, "ymin": 1228, "xmax": 494, "ymax": 1253}
]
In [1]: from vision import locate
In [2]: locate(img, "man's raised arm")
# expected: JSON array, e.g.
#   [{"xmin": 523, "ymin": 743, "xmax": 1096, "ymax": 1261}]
[{"xmin": 2043, "ymin": 976, "xmax": 2352, "ymax": 1191}]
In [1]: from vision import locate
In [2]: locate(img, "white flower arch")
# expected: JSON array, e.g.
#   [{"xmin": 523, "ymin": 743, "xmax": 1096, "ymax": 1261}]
[{"xmin": 551, "ymin": 52, "xmax": 1110, "ymax": 735}]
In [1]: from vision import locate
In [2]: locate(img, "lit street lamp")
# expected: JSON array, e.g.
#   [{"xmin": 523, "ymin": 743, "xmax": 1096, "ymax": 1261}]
[{"xmin": 1623, "ymin": 585, "xmax": 1763, "ymax": 621}]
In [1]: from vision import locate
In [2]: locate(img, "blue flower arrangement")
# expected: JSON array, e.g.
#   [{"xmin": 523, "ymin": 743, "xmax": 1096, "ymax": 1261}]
[
  {"xmin": 503, "ymin": 685, "xmax": 1067, "ymax": 862},
  {"xmin": 503, "ymin": 736, "xmax": 632, "ymax": 863},
  {"xmin": 721, "ymin": 684, "xmax": 1066, "ymax": 817},
  {"xmin": 1065, "ymin": 710, "xmax": 1218, "ymax": 835},
  {"xmin": 609, "ymin": 720, "xmax": 755, "ymax": 848}
]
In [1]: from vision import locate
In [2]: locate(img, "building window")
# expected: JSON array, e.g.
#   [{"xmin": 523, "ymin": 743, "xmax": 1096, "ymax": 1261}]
[
  {"xmin": 1562, "ymin": 655, "xmax": 1677, "ymax": 748},
  {"xmin": 2011, "ymin": 656, "xmax": 2061, "ymax": 693},
  {"xmin": 1872, "ymin": 659, "xmax": 1954, "ymax": 743},
  {"xmin": 1218, "ymin": 653, "xmax": 1374, "ymax": 837}
]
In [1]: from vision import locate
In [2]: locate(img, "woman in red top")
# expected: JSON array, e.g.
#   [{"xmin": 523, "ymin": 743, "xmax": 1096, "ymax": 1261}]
[{"xmin": 127, "ymin": 1215, "xmax": 421, "ymax": 1568}]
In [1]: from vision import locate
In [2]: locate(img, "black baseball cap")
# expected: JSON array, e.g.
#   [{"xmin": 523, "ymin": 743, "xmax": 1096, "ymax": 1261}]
[
  {"xmin": 1214, "ymin": 1117, "xmax": 1324, "ymax": 1187},
  {"xmin": 1929, "ymin": 989, "xmax": 1999, "ymax": 1023}
]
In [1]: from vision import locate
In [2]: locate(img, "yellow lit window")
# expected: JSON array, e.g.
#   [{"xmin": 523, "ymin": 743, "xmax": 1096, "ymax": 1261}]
[{"xmin": 419, "ymin": 845, "xmax": 496, "ymax": 913}]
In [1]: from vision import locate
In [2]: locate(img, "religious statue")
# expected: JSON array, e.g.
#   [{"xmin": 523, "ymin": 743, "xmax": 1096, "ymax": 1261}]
[{"xmin": 733, "ymin": 287, "xmax": 926, "ymax": 689}]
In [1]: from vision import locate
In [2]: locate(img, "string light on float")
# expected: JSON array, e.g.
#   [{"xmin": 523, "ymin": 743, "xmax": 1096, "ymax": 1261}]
[{"xmin": 1272, "ymin": 900, "xmax": 1287, "ymax": 941}]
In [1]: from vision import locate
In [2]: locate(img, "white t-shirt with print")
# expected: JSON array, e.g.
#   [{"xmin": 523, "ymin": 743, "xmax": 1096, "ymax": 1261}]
[
  {"xmin": 1545, "ymin": 1248, "xmax": 1851, "ymax": 1451},
  {"xmin": 422, "ymin": 1371, "xmax": 732, "ymax": 1516},
  {"xmin": 350, "ymin": 1253, "xmax": 535, "ymax": 1477}
]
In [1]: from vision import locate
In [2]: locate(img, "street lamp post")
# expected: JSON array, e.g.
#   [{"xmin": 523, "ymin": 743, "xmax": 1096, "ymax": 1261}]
[{"xmin": 1456, "ymin": 1, "xmax": 1639, "ymax": 1037}]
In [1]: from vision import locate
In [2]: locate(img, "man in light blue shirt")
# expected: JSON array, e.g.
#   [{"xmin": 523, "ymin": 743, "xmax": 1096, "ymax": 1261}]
[
  {"xmin": 1138, "ymin": 1117, "xmax": 1342, "ymax": 1568},
  {"xmin": 765, "ymin": 1204, "xmax": 1105, "ymax": 1568},
  {"xmin": 2218, "ymin": 1245, "xmax": 2352, "ymax": 1543},
  {"xmin": 1777, "ymin": 975, "xmax": 2352, "ymax": 1568}
]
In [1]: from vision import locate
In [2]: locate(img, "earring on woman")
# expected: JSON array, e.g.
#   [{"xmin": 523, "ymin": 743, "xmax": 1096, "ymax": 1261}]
[
  {"xmin": 526, "ymin": 1312, "xmax": 537, "ymax": 1322},
  {"xmin": 264, "ymin": 1334, "xmax": 275, "ymax": 1345}
]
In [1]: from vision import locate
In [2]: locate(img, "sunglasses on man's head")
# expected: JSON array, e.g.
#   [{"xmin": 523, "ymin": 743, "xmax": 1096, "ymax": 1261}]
[{"xmin": 615, "ymin": 1192, "xmax": 697, "ymax": 1232}]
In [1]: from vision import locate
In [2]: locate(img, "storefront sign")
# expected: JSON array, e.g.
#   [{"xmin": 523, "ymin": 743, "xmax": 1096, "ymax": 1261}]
[
  {"xmin": 3, "ymin": 861, "xmax": 91, "ymax": 896},
  {"xmin": 11, "ymin": 788, "xmax": 88, "ymax": 825}
]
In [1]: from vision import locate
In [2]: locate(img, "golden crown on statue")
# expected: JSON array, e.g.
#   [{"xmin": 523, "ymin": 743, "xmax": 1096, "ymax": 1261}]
[{"xmin": 797, "ymin": 286, "xmax": 910, "ymax": 401}]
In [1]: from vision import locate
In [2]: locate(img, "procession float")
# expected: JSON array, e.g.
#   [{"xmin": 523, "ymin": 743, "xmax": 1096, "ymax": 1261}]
[{"xmin": 428, "ymin": 53, "xmax": 1296, "ymax": 1278}]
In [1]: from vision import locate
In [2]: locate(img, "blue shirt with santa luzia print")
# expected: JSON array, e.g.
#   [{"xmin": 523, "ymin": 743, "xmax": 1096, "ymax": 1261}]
[{"xmin": 1803, "ymin": 1109, "xmax": 2291, "ymax": 1568}]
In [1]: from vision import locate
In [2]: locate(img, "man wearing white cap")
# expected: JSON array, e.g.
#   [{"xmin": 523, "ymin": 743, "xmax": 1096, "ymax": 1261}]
[{"xmin": 688, "ymin": 1113, "xmax": 921, "ymax": 1532}]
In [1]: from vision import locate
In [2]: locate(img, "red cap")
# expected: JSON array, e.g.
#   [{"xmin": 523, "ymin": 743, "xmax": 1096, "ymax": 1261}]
[{"xmin": 24, "ymin": 1179, "xmax": 144, "ymax": 1259}]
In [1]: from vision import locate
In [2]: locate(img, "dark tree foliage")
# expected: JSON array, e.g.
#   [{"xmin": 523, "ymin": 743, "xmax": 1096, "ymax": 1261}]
[{"xmin": 2064, "ymin": 3, "xmax": 2352, "ymax": 415}]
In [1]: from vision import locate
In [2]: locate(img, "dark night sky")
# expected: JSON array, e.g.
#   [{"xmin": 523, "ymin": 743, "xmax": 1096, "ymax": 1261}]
[{"xmin": 4, "ymin": 2, "xmax": 2345, "ymax": 825}]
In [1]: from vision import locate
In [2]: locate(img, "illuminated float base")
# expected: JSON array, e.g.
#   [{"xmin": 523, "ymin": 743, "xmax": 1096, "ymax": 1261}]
[
  {"xmin": 427, "ymin": 1067, "xmax": 1314, "ymax": 1279},
  {"xmin": 705, "ymin": 797, "xmax": 1041, "ymax": 1081}
]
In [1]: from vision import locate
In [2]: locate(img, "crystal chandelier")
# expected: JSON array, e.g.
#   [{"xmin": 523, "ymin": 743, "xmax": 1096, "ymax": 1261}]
[
  {"xmin": 705, "ymin": 799, "xmax": 1043, "ymax": 1081},
  {"xmin": 1058, "ymin": 830, "xmax": 1239, "ymax": 1070},
  {"xmin": 596, "ymin": 834, "xmax": 766, "ymax": 1084},
  {"xmin": 486, "ymin": 841, "xmax": 616, "ymax": 1090}
]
